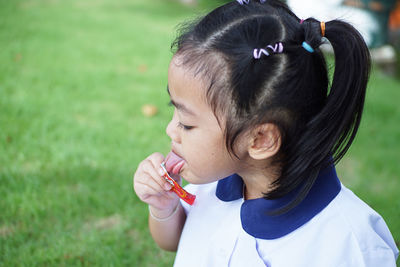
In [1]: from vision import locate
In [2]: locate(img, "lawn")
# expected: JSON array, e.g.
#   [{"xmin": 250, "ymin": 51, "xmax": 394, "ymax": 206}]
[{"xmin": 0, "ymin": 0, "xmax": 399, "ymax": 265}]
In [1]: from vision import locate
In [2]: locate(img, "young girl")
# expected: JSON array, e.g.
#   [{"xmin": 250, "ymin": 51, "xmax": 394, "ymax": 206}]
[{"xmin": 133, "ymin": 0, "xmax": 399, "ymax": 265}]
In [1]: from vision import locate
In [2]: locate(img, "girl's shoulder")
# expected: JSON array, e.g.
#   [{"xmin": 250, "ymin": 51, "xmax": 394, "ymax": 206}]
[
  {"xmin": 313, "ymin": 184, "xmax": 399, "ymax": 265},
  {"xmin": 330, "ymin": 185, "xmax": 398, "ymax": 253},
  {"xmin": 255, "ymin": 184, "xmax": 399, "ymax": 266}
]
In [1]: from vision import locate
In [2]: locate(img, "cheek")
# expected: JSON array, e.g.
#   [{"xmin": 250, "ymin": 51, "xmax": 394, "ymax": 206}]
[
  {"xmin": 183, "ymin": 132, "xmax": 233, "ymax": 178},
  {"xmin": 183, "ymin": 134, "xmax": 208, "ymax": 162}
]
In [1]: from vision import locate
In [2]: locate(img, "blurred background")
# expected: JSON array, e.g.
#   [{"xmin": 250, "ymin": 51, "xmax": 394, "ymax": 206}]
[{"xmin": 0, "ymin": 0, "xmax": 399, "ymax": 265}]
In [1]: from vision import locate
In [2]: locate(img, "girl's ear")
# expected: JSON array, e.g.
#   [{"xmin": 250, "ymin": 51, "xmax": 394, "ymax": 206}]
[{"xmin": 248, "ymin": 123, "xmax": 281, "ymax": 160}]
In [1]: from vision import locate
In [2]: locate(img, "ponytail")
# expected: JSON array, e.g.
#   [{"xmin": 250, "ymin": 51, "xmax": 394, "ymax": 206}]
[
  {"xmin": 271, "ymin": 19, "xmax": 371, "ymax": 213},
  {"xmin": 323, "ymin": 20, "xmax": 370, "ymax": 163}
]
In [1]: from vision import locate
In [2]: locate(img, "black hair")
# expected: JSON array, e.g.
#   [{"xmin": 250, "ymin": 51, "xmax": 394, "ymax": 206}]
[{"xmin": 171, "ymin": 0, "xmax": 370, "ymax": 213}]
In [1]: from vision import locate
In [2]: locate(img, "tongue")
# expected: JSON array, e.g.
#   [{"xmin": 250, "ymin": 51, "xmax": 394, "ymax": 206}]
[{"xmin": 165, "ymin": 151, "xmax": 185, "ymax": 175}]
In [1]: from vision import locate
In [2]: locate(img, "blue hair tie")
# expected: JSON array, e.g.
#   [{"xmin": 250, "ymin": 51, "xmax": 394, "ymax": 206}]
[{"xmin": 302, "ymin": 41, "xmax": 314, "ymax": 53}]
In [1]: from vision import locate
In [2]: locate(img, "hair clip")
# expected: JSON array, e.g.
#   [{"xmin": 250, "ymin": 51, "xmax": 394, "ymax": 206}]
[
  {"xmin": 302, "ymin": 41, "xmax": 314, "ymax": 53},
  {"xmin": 253, "ymin": 42, "xmax": 283, "ymax": 59}
]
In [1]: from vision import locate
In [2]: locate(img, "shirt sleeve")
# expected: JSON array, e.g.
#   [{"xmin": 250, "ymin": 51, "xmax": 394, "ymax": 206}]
[
  {"xmin": 337, "ymin": 247, "xmax": 398, "ymax": 267},
  {"xmin": 362, "ymin": 247, "xmax": 398, "ymax": 267}
]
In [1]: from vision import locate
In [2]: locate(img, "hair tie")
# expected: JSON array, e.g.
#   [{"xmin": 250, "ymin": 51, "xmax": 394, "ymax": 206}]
[
  {"xmin": 254, "ymin": 48, "xmax": 269, "ymax": 59},
  {"xmin": 253, "ymin": 42, "xmax": 283, "ymax": 59},
  {"xmin": 236, "ymin": 0, "xmax": 266, "ymax": 5},
  {"xmin": 300, "ymin": 19, "xmax": 304, "ymax": 24},
  {"xmin": 237, "ymin": 0, "xmax": 250, "ymax": 4},
  {"xmin": 320, "ymin": 21, "xmax": 325, "ymax": 37},
  {"xmin": 302, "ymin": 42, "xmax": 314, "ymax": 53}
]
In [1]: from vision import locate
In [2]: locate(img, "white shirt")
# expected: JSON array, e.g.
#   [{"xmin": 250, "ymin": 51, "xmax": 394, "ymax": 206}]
[{"xmin": 174, "ymin": 167, "xmax": 399, "ymax": 266}]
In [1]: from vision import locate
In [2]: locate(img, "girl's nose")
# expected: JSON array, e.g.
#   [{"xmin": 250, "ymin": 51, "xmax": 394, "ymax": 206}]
[{"xmin": 166, "ymin": 110, "xmax": 181, "ymax": 143}]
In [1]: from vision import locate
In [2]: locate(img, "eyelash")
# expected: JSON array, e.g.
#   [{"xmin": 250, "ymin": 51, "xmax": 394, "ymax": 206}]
[
  {"xmin": 168, "ymin": 101, "xmax": 194, "ymax": 130},
  {"xmin": 178, "ymin": 122, "xmax": 194, "ymax": 131}
]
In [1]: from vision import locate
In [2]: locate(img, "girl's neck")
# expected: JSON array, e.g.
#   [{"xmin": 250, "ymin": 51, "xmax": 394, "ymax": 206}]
[{"xmin": 239, "ymin": 165, "xmax": 279, "ymax": 200}]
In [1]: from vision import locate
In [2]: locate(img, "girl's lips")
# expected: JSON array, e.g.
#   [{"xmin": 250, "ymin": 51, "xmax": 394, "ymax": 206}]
[{"xmin": 165, "ymin": 151, "xmax": 186, "ymax": 174}]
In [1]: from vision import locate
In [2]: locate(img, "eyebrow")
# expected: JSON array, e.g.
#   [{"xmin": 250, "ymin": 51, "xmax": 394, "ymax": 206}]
[{"xmin": 167, "ymin": 85, "xmax": 196, "ymax": 116}]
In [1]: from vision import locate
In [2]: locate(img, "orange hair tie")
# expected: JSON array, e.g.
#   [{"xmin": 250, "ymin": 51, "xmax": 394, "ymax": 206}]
[{"xmin": 320, "ymin": 21, "xmax": 326, "ymax": 37}]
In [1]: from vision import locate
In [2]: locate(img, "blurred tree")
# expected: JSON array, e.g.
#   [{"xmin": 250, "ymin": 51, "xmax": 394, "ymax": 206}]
[{"xmin": 343, "ymin": 0, "xmax": 397, "ymax": 47}]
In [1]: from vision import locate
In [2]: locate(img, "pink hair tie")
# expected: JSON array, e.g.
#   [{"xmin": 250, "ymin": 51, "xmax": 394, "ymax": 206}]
[
  {"xmin": 300, "ymin": 19, "xmax": 304, "ymax": 24},
  {"xmin": 253, "ymin": 48, "xmax": 269, "ymax": 59},
  {"xmin": 253, "ymin": 42, "xmax": 283, "ymax": 59},
  {"xmin": 237, "ymin": 0, "xmax": 266, "ymax": 5},
  {"xmin": 237, "ymin": 0, "xmax": 250, "ymax": 4},
  {"xmin": 267, "ymin": 42, "xmax": 283, "ymax": 53}
]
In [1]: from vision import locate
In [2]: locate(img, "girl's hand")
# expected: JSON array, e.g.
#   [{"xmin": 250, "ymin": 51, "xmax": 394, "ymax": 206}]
[{"xmin": 133, "ymin": 152, "xmax": 180, "ymax": 218}]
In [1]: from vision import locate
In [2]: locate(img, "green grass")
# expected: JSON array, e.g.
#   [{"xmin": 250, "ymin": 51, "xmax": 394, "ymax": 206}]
[
  {"xmin": 337, "ymin": 68, "xmax": 400, "ymax": 247},
  {"xmin": 0, "ymin": 0, "xmax": 399, "ymax": 265}
]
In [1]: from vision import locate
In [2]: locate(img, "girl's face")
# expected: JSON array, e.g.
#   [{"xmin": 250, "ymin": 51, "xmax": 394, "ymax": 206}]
[{"xmin": 166, "ymin": 56, "xmax": 244, "ymax": 184}]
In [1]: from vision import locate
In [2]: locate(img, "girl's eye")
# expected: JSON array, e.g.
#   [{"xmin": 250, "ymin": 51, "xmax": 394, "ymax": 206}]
[{"xmin": 178, "ymin": 122, "xmax": 194, "ymax": 131}]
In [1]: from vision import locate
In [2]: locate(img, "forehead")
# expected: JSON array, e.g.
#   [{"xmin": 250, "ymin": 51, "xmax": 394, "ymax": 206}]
[{"xmin": 167, "ymin": 56, "xmax": 209, "ymax": 107}]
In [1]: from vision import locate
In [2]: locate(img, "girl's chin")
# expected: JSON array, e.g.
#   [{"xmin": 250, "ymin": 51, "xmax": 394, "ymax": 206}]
[
  {"xmin": 180, "ymin": 169, "xmax": 218, "ymax": 185},
  {"xmin": 179, "ymin": 169, "xmax": 199, "ymax": 184}
]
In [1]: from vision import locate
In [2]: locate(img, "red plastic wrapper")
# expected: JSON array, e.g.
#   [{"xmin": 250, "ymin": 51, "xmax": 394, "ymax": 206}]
[{"xmin": 160, "ymin": 162, "xmax": 196, "ymax": 205}]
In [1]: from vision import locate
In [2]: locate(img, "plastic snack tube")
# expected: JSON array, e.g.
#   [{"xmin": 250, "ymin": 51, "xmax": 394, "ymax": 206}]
[{"xmin": 160, "ymin": 162, "xmax": 196, "ymax": 205}]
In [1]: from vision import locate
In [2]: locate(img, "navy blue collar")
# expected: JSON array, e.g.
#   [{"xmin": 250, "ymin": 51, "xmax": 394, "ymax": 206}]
[{"xmin": 216, "ymin": 166, "xmax": 341, "ymax": 239}]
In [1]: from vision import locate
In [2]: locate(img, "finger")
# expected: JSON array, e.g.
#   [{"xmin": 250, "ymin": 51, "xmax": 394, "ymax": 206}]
[
  {"xmin": 134, "ymin": 152, "xmax": 165, "ymax": 181},
  {"xmin": 141, "ymin": 160, "xmax": 172, "ymax": 191},
  {"xmin": 136, "ymin": 179, "xmax": 166, "ymax": 202},
  {"xmin": 133, "ymin": 160, "xmax": 149, "ymax": 186},
  {"xmin": 137, "ymin": 182, "xmax": 177, "ymax": 209},
  {"xmin": 146, "ymin": 153, "xmax": 181, "ymax": 188},
  {"xmin": 137, "ymin": 172, "xmax": 166, "ymax": 193},
  {"xmin": 146, "ymin": 152, "xmax": 165, "ymax": 167},
  {"xmin": 134, "ymin": 157, "xmax": 165, "ymax": 189}
]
